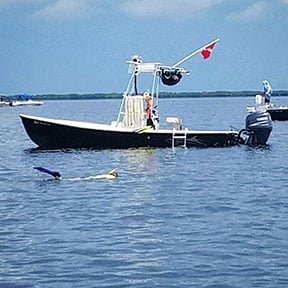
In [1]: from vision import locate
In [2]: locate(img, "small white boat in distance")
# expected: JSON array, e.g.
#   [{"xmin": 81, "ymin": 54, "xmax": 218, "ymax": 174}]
[
  {"xmin": 0, "ymin": 101, "xmax": 11, "ymax": 107},
  {"xmin": 0, "ymin": 94, "xmax": 11, "ymax": 106},
  {"xmin": 9, "ymin": 93, "xmax": 44, "ymax": 106},
  {"xmin": 10, "ymin": 99, "xmax": 44, "ymax": 107}
]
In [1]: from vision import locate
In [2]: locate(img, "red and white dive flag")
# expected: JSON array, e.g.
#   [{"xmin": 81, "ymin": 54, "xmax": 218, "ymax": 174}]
[
  {"xmin": 201, "ymin": 41, "xmax": 218, "ymax": 60},
  {"xmin": 172, "ymin": 38, "xmax": 220, "ymax": 68}
]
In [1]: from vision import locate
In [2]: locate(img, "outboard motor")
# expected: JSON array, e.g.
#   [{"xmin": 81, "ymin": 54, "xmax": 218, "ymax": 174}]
[{"xmin": 243, "ymin": 111, "xmax": 272, "ymax": 145}]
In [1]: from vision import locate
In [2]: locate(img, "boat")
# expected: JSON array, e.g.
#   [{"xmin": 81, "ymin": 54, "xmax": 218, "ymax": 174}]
[
  {"xmin": 10, "ymin": 99, "xmax": 44, "ymax": 107},
  {"xmin": 0, "ymin": 95, "xmax": 11, "ymax": 106},
  {"xmin": 10, "ymin": 94, "xmax": 43, "ymax": 107},
  {"xmin": 20, "ymin": 39, "xmax": 272, "ymax": 150},
  {"xmin": 266, "ymin": 106, "xmax": 288, "ymax": 121},
  {"xmin": 0, "ymin": 101, "xmax": 11, "ymax": 107},
  {"xmin": 248, "ymin": 103, "xmax": 288, "ymax": 121},
  {"xmin": 247, "ymin": 81, "xmax": 288, "ymax": 121}
]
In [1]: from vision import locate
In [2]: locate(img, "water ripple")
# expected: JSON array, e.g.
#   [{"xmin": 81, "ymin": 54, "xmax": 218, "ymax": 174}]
[{"xmin": 1, "ymin": 98, "xmax": 288, "ymax": 287}]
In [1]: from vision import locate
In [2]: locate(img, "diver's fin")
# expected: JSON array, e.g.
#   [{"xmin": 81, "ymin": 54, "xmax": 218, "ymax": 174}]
[
  {"xmin": 108, "ymin": 168, "xmax": 118, "ymax": 177},
  {"xmin": 34, "ymin": 166, "xmax": 62, "ymax": 179}
]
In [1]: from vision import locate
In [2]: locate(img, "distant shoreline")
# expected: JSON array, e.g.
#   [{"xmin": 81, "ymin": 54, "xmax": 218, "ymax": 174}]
[{"xmin": 2, "ymin": 90, "xmax": 288, "ymax": 101}]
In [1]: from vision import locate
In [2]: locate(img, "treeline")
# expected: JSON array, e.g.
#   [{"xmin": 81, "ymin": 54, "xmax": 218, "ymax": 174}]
[
  {"xmin": 32, "ymin": 93, "xmax": 121, "ymax": 100},
  {"xmin": 159, "ymin": 90, "xmax": 288, "ymax": 98},
  {"xmin": 7, "ymin": 90, "xmax": 288, "ymax": 100}
]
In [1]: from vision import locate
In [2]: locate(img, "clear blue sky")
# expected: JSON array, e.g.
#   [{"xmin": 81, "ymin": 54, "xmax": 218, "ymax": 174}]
[{"xmin": 1, "ymin": 0, "xmax": 288, "ymax": 95}]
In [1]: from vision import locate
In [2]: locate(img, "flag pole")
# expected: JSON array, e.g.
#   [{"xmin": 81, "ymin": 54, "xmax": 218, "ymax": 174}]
[{"xmin": 172, "ymin": 38, "xmax": 220, "ymax": 68}]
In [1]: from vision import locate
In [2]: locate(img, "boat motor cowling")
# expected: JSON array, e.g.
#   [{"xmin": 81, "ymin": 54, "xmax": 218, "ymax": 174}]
[{"xmin": 244, "ymin": 111, "xmax": 272, "ymax": 145}]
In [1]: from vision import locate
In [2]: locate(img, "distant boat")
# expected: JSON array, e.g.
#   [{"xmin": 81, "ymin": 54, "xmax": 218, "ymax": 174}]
[
  {"xmin": 9, "ymin": 93, "xmax": 43, "ymax": 107},
  {"xmin": 0, "ymin": 101, "xmax": 10, "ymax": 107},
  {"xmin": 266, "ymin": 106, "xmax": 288, "ymax": 121},
  {"xmin": 10, "ymin": 99, "xmax": 44, "ymax": 107},
  {"xmin": 0, "ymin": 94, "xmax": 11, "ymax": 106},
  {"xmin": 20, "ymin": 39, "xmax": 272, "ymax": 149},
  {"xmin": 247, "ymin": 81, "xmax": 288, "ymax": 121},
  {"xmin": 248, "ymin": 103, "xmax": 288, "ymax": 121}
]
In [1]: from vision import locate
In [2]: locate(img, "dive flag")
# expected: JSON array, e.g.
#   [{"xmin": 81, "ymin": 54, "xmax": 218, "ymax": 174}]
[{"xmin": 201, "ymin": 41, "xmax": 217, "ymax": 60}]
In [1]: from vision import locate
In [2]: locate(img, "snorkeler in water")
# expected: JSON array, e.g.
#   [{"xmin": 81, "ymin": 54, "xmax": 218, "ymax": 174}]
[{"xmin": 33, "ymin": 167, "xmax": 118, "ymax": 181}]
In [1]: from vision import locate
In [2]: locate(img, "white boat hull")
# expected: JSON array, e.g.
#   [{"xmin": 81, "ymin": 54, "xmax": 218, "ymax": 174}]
[{"xmin": 10, "ymin": 100, "xmax": 43, "ymax": 107}]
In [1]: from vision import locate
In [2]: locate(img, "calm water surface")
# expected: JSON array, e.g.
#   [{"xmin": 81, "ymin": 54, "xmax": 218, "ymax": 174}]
[{"xmin": 1, "ymin": 97, "xmax": 288, "ymax": 287}]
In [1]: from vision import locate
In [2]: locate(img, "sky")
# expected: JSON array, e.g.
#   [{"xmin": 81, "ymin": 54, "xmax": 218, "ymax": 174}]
[{"xmin": 0, "ymin": 0, "xmax": 288, "ymax": 95}]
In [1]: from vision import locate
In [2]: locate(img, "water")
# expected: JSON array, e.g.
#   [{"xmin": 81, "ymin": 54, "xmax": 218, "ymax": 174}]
[{"xmin": 1, "ymin": 97, "xmax": 288, "ymax": 287}]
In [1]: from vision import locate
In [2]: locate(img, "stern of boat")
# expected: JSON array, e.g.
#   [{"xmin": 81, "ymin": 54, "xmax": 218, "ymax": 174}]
[{"xmin": 240, "ymin": 111, "xmax": 272, "ymax": 146}]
